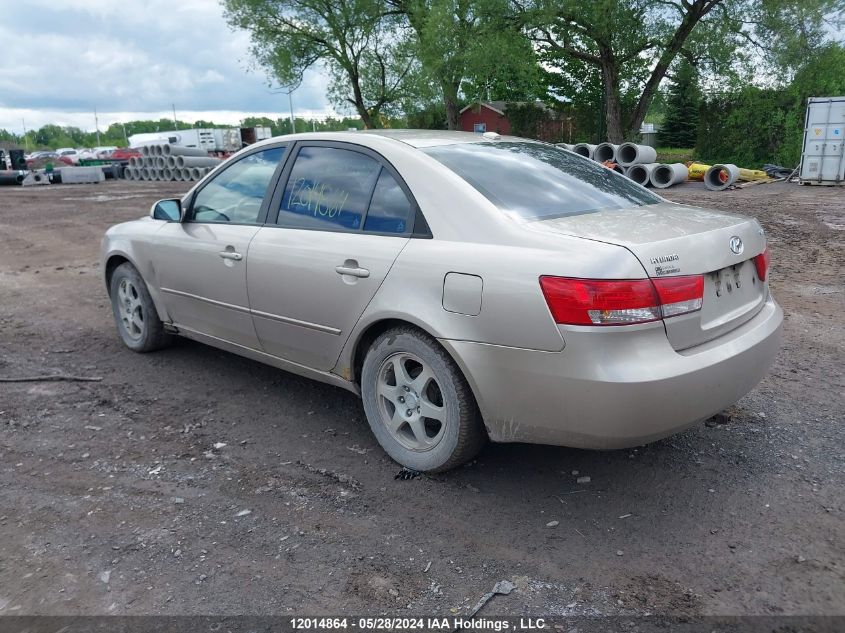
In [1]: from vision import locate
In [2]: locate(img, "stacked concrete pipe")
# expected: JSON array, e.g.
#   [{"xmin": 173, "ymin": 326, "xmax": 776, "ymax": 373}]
[
  {"xmin": 175, "ymin": 155, "xmax": 221, "ymax": 169},
  {"xmin": 122, "ymin": 145, "xmax": 221, "ymax": 182},
  {"xmin": 650, "ymin": 163, "xmax": 689, "ymax": 189},
  {"xmin": 594, "ymin": 143, "xmax": 619, "ymax": 164},
  {"xmin": 626, "ymin": 163, "xmax": 660, "ymax": 186},
  {"xmin": 573, "ymin": 143, "xmax": 597, "ymax": 159},
  {"xmin": 617, "ymin": 143, "xmax": 658, "ymax": 167}
]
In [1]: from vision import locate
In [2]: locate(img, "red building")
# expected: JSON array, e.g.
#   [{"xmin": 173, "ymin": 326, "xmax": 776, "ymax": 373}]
[
  {"xmin": 458, "ymin": 101, "xmax": 571, "ymax": 142},
  {"xmin": 458, "ymin": 101, "xmax": 512, "ymax": 135}
]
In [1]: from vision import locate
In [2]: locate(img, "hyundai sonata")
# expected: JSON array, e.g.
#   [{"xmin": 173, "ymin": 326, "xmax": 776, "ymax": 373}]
[{"xmin": 101, "ymin": 130, "xmax": 782, "ymax": 472}]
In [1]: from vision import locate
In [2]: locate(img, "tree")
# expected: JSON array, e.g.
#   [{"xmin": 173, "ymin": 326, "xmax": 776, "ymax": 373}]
[
  {"xmin": 519, "ymin": 0, "xmax": 841, "ymax": 142},
  {"xmin": 659, "ymin": 58, "xmax": 701, "ymax": 147},
  {"xmin": 394, "ymin": 0, "xmax": 540, "ymax": 129},
  {"xmin": 222, "ymin": 0, "xmax": 418, "ymax": 128}
]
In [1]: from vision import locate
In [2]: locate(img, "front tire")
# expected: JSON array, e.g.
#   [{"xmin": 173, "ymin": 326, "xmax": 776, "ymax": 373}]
[
  {"xmin": 109, "ymin": 262, "xmax": 171, "ymax": 352},
  {"xmin": 361, "ymin": 327, "xmax": 485, "ymax": 472}
]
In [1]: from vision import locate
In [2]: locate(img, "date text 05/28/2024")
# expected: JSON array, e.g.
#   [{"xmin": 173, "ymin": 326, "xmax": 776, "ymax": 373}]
[{"xmin": 290, "ymin": 618, "xmax": 547, "ymax": 631}]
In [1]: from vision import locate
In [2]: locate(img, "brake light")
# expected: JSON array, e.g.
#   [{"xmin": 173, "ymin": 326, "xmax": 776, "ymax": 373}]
[
  {"xmin": 539, "ymin": 275, "xmax": 703, "ymax": 326},
  {"xmin": 754, "ymin": 247, "xmax": 770, "ymax": 281}
]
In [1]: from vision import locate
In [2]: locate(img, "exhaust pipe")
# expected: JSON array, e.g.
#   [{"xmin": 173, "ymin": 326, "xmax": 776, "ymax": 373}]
[
  {"xmin": 626, "ymin": 162, "xmax": 660, "ymax": 186},
  {"xmin": 594, "ymin": 143, "xmax": 619, "ymax": 163},
  {"xmin": 617, "ymin": 143, "xmax": 657, "ymax": 167},
  {"xmin": 704, "ymin": 164, "xmax": 741, "ymax": 191},
  {"xmin": 573, "ymin": 143, "xmax": 597, "ymax": 159},
  {"xmin": 650, "ymin": 163, "xmax": 689, "ymax": 189}
]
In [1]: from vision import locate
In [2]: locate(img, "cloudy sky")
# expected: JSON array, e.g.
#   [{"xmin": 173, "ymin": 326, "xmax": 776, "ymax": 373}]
[{"xmin": 0, "ymin": 0, "xmax": 335, "ymax": 134}]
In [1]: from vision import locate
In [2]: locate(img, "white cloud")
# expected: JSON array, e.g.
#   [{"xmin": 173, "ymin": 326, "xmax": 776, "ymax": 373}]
[{"xmin": 0, "ymin": 0, "xmax": 338, "ymax": 132}]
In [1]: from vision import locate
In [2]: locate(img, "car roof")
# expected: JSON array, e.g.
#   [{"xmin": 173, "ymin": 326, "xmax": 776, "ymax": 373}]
[{"xmin": 249, "ymin": 129, "xmax": 534, "ymax": 151}]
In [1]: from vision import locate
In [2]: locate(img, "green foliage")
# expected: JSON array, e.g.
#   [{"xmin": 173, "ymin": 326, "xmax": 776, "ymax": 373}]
[
  {"xmin": 505, "ymin": 102, "xmax": 546, "ymax": 138},
  {"xmin": 222, "ymin": 0, "xmax": 418, "ymax": 127},
  {"xmin": 659, "ymin": 59, "xmax": 702, "ymax": 147},
  {"xmin": 405, "ymin": 101, "xmax": 451, "ymax": 129},
  {"xmin": 697, "ymin": 43, "xmax": 845, "ymax": 167}
]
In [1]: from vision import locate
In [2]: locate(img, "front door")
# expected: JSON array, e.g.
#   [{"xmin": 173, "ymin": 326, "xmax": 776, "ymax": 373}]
[
  {"xmin": 247, "ymin": 143, "xmax": 417, "ymax": 371},
  {"xmin": 154, "ymin": 145, "xmax": 287, "ymax": 348}
]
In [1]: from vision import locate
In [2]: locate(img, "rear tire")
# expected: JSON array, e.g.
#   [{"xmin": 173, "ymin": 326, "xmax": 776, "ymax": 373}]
[
  {"xmin": 109, "ymin": 262, "xmax": 172, "ymax": 353},
  {"xmin": 361, "ymin": 327, "xmax": 485, "ymax": 472}
]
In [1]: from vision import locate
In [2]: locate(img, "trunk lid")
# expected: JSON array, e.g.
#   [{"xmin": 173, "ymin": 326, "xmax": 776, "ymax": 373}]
[{"xmin": 537, "ymin": 202, "xmax": 769, "ymax": 350}]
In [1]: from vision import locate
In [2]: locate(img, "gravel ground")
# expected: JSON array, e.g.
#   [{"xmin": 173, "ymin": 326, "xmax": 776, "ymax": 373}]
[{"xmin": 0, "ymin": 179, "xmax": 842, "ymax": 617}]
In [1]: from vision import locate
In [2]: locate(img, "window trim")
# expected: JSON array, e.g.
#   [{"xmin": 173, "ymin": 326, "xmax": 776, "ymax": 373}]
[
  {"xmin": 267, "ymin": 140, "xmax": 431, "ymax": 238},
  {"xmin": 184, "ymin": 142, "xmax": 290, "ymax": 226}
]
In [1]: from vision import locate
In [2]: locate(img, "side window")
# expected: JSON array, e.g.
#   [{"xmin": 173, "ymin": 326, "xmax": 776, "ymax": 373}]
[
  {"xmin": 189, "ymin": 146, "xmax": 285, "ymax": 224},
  {"xmin": 363, "ymin": 168, "xmax": 413, "ymax": 234},
  {"xmin": 277, "ymin": 146, "xmax": 380, "ymax": 231}
]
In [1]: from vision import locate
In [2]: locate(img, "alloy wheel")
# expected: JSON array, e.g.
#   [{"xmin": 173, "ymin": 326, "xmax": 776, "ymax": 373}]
[{"xmin": 376, "ymin": 352, "xmax": 447, "ymax": 451}]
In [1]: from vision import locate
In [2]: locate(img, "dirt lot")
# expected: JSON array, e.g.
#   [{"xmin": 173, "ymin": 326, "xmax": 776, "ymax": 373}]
[{"xmin": 0, "ymin": 179, "xmax": 842, "ymax": 617}]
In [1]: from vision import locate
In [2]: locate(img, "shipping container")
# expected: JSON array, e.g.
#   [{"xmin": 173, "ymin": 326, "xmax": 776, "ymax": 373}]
[{"xmin": 799, "ymin": 96, "xmax": 845, "ymax": 185}]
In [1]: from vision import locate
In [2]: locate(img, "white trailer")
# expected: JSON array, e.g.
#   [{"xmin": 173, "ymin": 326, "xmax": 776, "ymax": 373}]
[{"xmin": 799, "ymin": 96, "xmax": 845, "ymax": 185}]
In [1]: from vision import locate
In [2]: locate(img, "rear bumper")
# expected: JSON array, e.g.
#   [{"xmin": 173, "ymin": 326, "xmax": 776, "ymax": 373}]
[{"xmin": 440, "ymin": 296, "xmax": 783, "ymax": 449}]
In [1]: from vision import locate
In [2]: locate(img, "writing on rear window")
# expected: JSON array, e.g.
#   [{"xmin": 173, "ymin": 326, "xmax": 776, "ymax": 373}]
[{"xmin": 288, "ymin": 178, "xmax": 350, "ymax": 218}]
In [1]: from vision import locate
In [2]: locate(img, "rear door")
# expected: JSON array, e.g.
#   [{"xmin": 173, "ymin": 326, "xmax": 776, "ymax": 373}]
[
  {"xmin": 247, "ymin": 142, "xmax": 418, "ymax": 371},
  {"xmin": 154, "ymin": 144, "xmax": 287, "ymax": 348}
]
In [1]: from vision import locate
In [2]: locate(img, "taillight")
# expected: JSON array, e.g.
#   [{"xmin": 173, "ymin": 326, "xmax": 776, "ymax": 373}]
[
  {"xmin": 539, "ymin": 275, "xmax": 703, "ymax": 326},
  {"xmin": 754, "ymin": 247, "xmax": 770, "ymax": 281}
]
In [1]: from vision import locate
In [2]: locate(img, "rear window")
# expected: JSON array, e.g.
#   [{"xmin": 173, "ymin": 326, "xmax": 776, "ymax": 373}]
[{"xmin": 423, "ymin": 141, "xmax": 661, "ymax": 220}]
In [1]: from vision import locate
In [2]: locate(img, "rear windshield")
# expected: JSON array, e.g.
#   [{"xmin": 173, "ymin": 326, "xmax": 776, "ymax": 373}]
[{"xmin": 423, "ymin": 141, "xmax": 661, "ymax": 220}]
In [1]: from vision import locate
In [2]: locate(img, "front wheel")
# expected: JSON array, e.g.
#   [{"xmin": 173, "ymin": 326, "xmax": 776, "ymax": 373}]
[
  {"xmin": 361, "ymin": 327, "xmax": 485, "ymax": 472},
  {"xmin": 109, "ymin": 262, "xmax": 172, "ymax": 352}
]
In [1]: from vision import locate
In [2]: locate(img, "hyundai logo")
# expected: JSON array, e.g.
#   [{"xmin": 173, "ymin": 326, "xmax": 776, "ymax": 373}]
[{"xmin": 729, "ymin": 236, "xmax": 744, "ymax": 255}]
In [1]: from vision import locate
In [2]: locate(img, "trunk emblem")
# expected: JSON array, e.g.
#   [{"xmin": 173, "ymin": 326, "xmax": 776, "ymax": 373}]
[{"xmin": 729, "ymin": 236, "xmax": 744, "ymax": 255}]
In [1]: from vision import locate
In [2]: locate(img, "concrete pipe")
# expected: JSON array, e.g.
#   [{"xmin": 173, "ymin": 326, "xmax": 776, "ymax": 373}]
[
  {"xmin": 165, "ymin": 156, "xmax": 178, "ymax": 168},
  {"xmin": 173, "ymin": 169, "xmax": 184, "ymax": 182},
  {"xmin": 163, "ymin": 168, "xmax": 173, "ymax": 181},
  {"xmin": 162, "ymin": 144, "xmax": 209, "ymax": 158},
  {"xmin": 190, "ymin": 167, "xmax": 203, "ymax": 180},
  {"xmin": 175, "ymin": 156, "xmax": 222, "ymax": 169},
  {"xmin": 0, "ymin": 170, "xmax": 26, "ymax": 185},
  {"xmin": 594, "ymin": 143, "xmax": 619, "ymax": 163},
  {"xmin": 140, "ymin": 168, "xmax": 150, "ymax": 180},
  {"xmin": 128, "ymin": 156, "xmax": 138, "ymax": 168},
  {"xmin": 555, "ymin": 143, "xmax": 575, "ymax": 152},
  {"xmin": 626, "ymin": 163, "xmax": 660, "ymax": 186},
  {"xmin": 704, "ymin": 164, "xmax": 741, "ymax": 191},
  {"xmin": 155, "ymin": 144, "xmax": 166, "ymax": 157},
  {"xmin": 617, "ymin": 143, "xmax": 658, "ymax": 167},
  {"xmin": 180, "ymin": 168, "xmax": 192, "ymax": 181},
  {"xmin": 154, "ymin": 156, "xmax": 166, "ymax": 169},
  {"xmin": 140, "ymin": 145, "xmax": 151, "ymax": 157},
  {"xmin": 607, "ymin": 163, "xmax": 625, "ymax": 174},
  {"xmin": 123, "ymin": 168, "xmax": 134, "ymax": 181},
  {"xmin": 573, "ymin": 143, "xmax": 597, "ymax": 159},
  {"xmin": 651, "ymin": 163, "xmax": 689, "ymax": 189}
]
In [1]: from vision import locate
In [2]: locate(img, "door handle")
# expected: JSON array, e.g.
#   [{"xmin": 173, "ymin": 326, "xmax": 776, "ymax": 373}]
[
  {"xmin": 335, "ymin": 264, "xmax": 370, "ymax": 278},
  {"xmin": 218, "ymin": 251, "xmax": 243, "ymax": 261}
]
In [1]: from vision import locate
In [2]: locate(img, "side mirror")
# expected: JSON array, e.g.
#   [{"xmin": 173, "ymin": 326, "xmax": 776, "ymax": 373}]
[{"xmin": 151, "ymin": 198, "xmax": 182, "ymax": 221}]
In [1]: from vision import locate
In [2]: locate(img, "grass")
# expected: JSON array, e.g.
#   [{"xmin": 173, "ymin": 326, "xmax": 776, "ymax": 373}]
[{"xmin": 654, "ymin": 147, "xmax": 697, "ymax": 164}]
